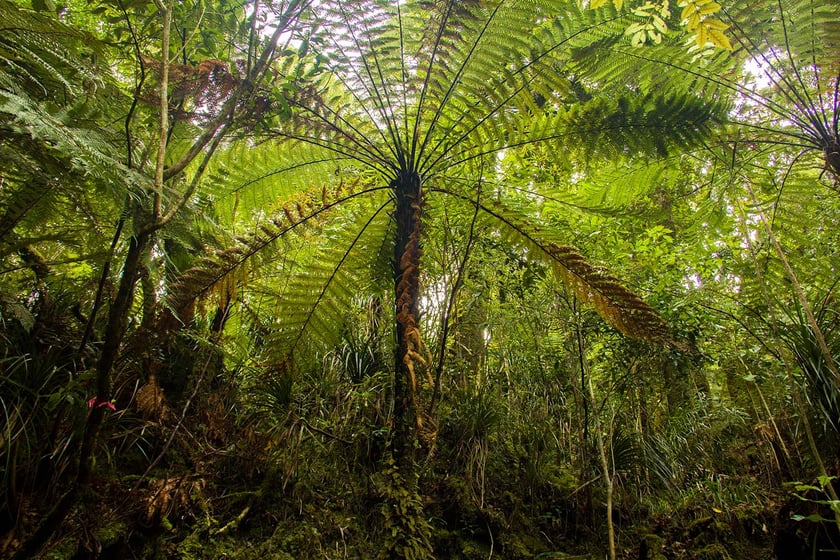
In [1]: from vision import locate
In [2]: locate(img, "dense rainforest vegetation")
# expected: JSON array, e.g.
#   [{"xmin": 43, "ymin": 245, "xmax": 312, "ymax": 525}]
[{"xmin": 1, "ymin": 0, "xmax": 840, "ymax": 558}]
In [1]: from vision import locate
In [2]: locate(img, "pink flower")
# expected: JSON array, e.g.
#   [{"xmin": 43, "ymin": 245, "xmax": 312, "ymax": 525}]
[{"xmin": 87, "ymin": 397, "xmax": 116, "ymax": 411}]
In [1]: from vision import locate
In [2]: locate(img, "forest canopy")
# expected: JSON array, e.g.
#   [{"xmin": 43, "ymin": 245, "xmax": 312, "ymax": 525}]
[{"xmin": 1, "ymin": 0, "xmax": 839, "ymax": 558}]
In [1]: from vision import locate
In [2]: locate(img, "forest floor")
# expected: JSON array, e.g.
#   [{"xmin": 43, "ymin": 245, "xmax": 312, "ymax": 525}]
[{"xmin": 25, "ymin": 472, "xmax": 829, "ymax": 560}]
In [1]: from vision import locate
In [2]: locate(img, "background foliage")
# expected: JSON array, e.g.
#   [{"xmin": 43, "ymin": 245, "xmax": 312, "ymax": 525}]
[{"xmin": 1, "ymin": 0, "xmax": 839, "ymax": 558}]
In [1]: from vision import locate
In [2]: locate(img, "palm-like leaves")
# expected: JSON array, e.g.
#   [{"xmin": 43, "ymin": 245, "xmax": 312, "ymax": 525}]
[
  {"xmin": 725, "ymin": 0, "xmax": 840, "ymax": 177},
  {"xmin": 0, "ymin": 1, "xmax": 133, "ymax": 254},
  {"xmin": 165, "ymin": 1, "xmax": 731, "ymax": 484},
  {"xmin": 179, "ymin": 0, "xmax": 721, "ymax": 342},
  {"xmin": 597, "ymin": 0, "xmax": 839, "ymax": 182}
]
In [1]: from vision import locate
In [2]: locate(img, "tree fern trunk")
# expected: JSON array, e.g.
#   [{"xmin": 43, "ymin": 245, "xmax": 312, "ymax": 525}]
[{"xmin": 392, "ymin": 170, "xmax": 423, "ymax": 468}]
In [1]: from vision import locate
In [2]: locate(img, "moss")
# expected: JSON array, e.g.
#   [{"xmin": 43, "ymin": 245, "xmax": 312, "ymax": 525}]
[
  {"xmin": 641, "ymin": 533, "xmax": 667, "ymax": 560},
  {"xmin": 695, "ymin": 542, "xmax": 732, "ymax": 560}
]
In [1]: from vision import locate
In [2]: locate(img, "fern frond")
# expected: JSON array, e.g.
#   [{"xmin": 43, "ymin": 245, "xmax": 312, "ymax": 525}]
[
  {"xmin": 417, "ymin": 2, "xmax": 631, "ymax": 174},
  {"xmin": 0, "ymin": 1, "xmax": 104, "ymax": 95},
  {"xmin": 542, "ymin": 242, "xmax": 671, "ymax": 341},
  {"xmin": 570, "ymin": 35, "xmax": 736, "ymax": 101},
  {"xmin": 166, "ymin": 184, "xmax": 389, "ymax": 314},
  {"xmin": 0, "ymin": 176, "xmax": 57, "ymax": 246},
  {"xmin": 434, "ymin": 188, "xmax": 672, "ymax": 342},
  {"xmin": 542, "ymin": 161, "xmax": 671, "ymax": 215},
  {"xmin": 0, "ymin": 90, "xmax": 136, "ymax": 183},
  {"xmin": 199, "ymin": 139, "xmax": 351, "ymax": 226},
  {"xmin": 435, "ymin": 89, "xmax": 726, "ymax": 176},
  {"xmin": 264, "ymin": 195, "xmax": 393, "ymax": 355},
  {"xmin": 297, "ymin": 0, "xmax": 638, "ymax": 180}
]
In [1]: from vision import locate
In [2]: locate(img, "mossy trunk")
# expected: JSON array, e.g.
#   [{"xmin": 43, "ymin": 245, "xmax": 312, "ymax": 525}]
[
  {"xmin": 391, "ymin": 170, "xmax": 423, "ymax": 469},
  {"xmin": 12, "ymin": 231, "xmax": 151, "ymax": 560}
]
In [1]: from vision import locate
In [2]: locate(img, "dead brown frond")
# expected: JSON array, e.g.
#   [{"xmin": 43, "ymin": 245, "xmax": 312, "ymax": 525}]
[
  {"xmin": 140, "ymin": 57, "xmax": 241, "ymax": 122},
  {"xmin": 135, "ymin": 376, "xmax": 172, "ymax": 422},
  {"xmin": 546, "ymin": 243, "xmax": 673, "ymax": 343},
  {"xmin": 143, "ymin": 475, "xmax": 205, "ymax": 525}
]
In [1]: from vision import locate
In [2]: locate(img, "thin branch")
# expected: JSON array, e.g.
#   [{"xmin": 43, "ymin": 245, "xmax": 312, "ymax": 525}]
[
  {"xmin": 429, "ymin": 170, "xmax": 483, "ymax": 414},
  {"xmin": 152, "ymin": 1, "xmax": 173, "ymax": 223},
  {"xmin": 162, "ymin": 1, "xmax": 307, "ymax": 181}
]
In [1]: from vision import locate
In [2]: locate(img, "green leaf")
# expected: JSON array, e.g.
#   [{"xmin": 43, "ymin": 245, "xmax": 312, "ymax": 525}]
[{"xmin": 791, "ymin": 513, "xmax": 833, "ymax": 523}]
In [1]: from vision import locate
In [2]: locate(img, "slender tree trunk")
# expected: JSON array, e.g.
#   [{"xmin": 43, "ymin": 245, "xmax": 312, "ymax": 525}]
[
  {"xmin": 588, "ymin": 374, "xmax": 616, "ymax": 560},
  {"xmin": 79, "ymin": 211, "xmax": 126, "ymax": 352},
  {"xmin": 578, "ymin": 321, "xmax": 616, "ymax": 560},
  {"xmin": 391, "ymin": 170, "xmax": 423, "ymax": 468},
  {"xmin": 572, "ymin": 301, "xmax": 593, "ymax": 518},
  {"xmin": 743, "ymin": 184, "xmax": 840, "ymax": 390},
  {"xmin": 12, "ymin": 231, "xmax": 150, "ymax": 560},
  {"xmin": 733, "ymin": 196, "xmax": 840, "ymax": 532},
  {"xmin": 429, "ymin": 189, "xmax": 480, "ymax": 415}
]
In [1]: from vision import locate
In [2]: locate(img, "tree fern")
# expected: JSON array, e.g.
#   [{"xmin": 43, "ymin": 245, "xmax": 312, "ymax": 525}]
[
  {"xmin": 595, "ymin": 0, "xmax": 840, "ymax": 182},
  {"xmin": 163, "ymin": 3, "xmax": 730, "ymax": 506}
]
